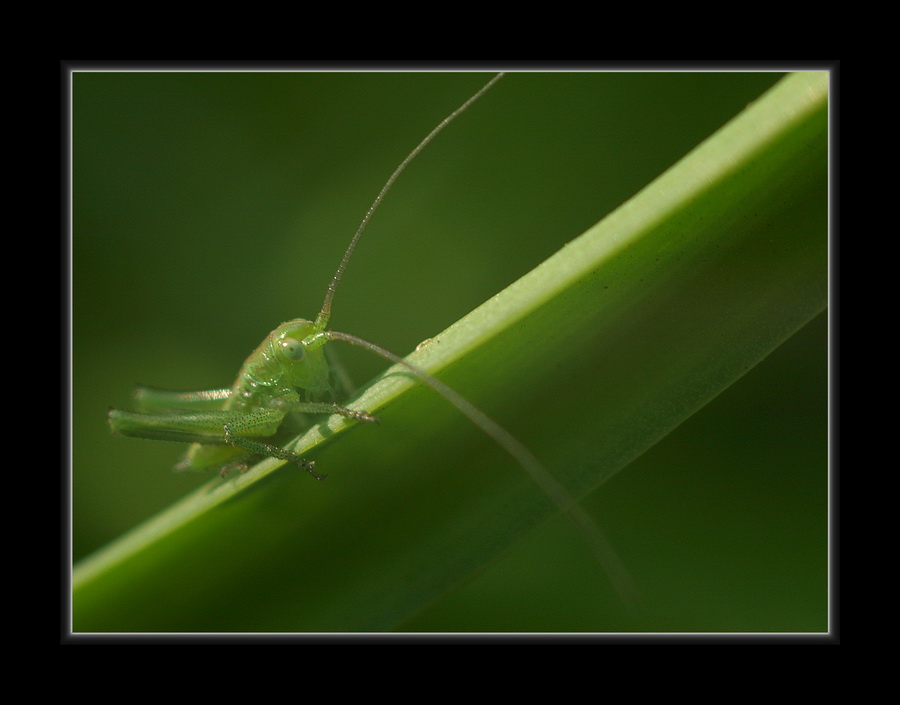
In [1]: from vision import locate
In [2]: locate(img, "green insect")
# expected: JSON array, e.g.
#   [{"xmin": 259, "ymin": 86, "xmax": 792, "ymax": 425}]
[{"xmin": 107, "ymin": 73, "xmax": 636, "ymax": 606}]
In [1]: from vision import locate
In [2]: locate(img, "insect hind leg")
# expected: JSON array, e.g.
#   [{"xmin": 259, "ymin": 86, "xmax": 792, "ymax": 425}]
[{"xmin": 132, "ymin": 386, "xmax": 231, "ymax": 412}]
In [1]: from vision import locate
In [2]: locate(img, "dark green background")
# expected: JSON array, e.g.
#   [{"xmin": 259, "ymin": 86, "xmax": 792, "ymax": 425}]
[{"xmin": 72, "ymin": 71, "xmax": 827, "ymax": 632}]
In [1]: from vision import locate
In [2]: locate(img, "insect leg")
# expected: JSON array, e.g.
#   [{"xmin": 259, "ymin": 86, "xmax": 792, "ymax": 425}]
[
  {"xmin": 108, "ymin": 408, "xmax": 248, "ymax": 444},
  {"xmin": 288, "ymin": 401, "xmax": 379, "ymax": 425},
  {"xmin": 270, "ymin": 392, "xmax": 379, "ymax": 425},
  {"xmin": 222, "ymin": 410, "xmax": 323, "ymax": 479},
  {"xmin": 132, "ymin": 386, "xmax": 231, "ymax": 412}
]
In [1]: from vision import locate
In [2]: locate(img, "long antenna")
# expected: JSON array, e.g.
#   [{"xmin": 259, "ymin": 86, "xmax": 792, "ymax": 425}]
[
  {"xmin": 310, "ymin": 73, "xmax": 639, "ymax": 610},
  {"xmin": 314, "ymin": 73, "xmax": 505, "ymax": 332}
]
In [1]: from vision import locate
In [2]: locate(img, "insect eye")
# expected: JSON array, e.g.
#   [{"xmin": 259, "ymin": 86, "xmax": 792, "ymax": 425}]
[{"xmin": 280, "ymin": 337, "xmax": 305, "ymax": 361}]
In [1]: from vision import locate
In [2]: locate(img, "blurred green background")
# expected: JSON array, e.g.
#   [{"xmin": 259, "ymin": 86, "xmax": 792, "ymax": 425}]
[{"xmin": 72, "ymin": 71, "xmax": 827, "ymax": 632}]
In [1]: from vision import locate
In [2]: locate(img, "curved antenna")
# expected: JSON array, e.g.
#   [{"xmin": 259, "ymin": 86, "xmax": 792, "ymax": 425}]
[
  {"xmin": 309, "ymin": 74, "xmax": 638, "ymax": 611},
  {"xmin": 314, "ymin": 73, "xmax": 505, "ymax": 332}
]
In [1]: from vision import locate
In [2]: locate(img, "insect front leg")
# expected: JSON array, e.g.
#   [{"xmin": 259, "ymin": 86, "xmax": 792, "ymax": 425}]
[
  {"xmin": 220, "ymin": 396, "xmax": 379, "ymax": 480},
  {"xmin": 214, "ymin": 396, "xmax": 378, "ymax": 480},
  {"xmin": 221, "ymin": 409, "xmax": 324, "ymax": 480},
  {"xmin": 271, "ymin": 391, "xmax": 380, "ymax": 426},
  {"xmin": 291, "ymin": 401, "xmax": 380, "ymax": 425}
]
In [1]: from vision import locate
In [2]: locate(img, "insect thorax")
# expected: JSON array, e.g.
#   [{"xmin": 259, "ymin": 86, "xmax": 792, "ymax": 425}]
[{"xmin": 227, "ymin": 320, "xmax": 331, "ymax": 412}]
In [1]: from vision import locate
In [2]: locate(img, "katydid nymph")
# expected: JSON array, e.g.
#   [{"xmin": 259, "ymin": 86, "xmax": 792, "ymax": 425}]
[{"xmin": 108, "ymin": 73, "xmax": 637, "ymax": 608}]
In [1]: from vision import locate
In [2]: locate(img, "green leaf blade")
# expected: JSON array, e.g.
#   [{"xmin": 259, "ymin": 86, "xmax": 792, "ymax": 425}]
[{"xmin": 73, "ymin": 72, "xmax": 827, "ymax": 632}]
